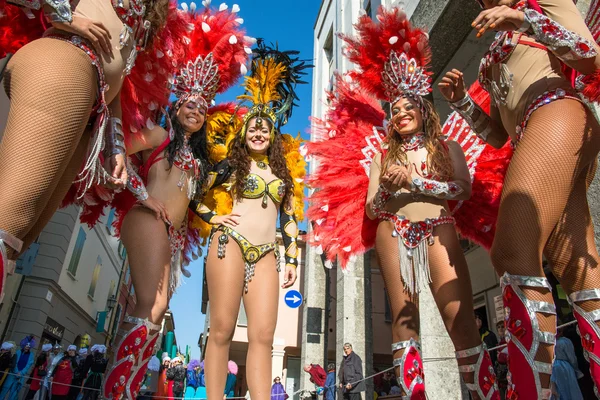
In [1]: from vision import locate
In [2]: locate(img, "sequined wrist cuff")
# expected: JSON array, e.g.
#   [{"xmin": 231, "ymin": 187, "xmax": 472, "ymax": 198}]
[
  {"xmin": 524, "ymin": 9, "xmax": 597, "ymax": 61},
  {"xmin": 372, "ymin": 184, "xmax": 398, "ymax": 216},
  {"xmin": 411, "ymin": 177, "xmax": 463, "ymax": 199},
  {"xmin": 449, "ymin": 95, "xmax": 491, "ymax": 142},
  {"xmin": 104, "ymin": 118, "xmax": 126, "ymax": 157},
  {"xmin": 126, "ymin": 165, "xmax": 148, "ymax": 201}
]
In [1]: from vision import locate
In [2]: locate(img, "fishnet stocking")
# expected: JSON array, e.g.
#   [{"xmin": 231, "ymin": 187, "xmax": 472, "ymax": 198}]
[
  {"xmin": 0, "ymin": 38, "xmax": 96, "ymax": 258},
  {"xmin": 376, "ymin": 221, "xmax": 482, "ymax": 398},
  {"xmin": 19, "ymin": 132, "xmax": 91, "ymax": 253},
  {"xmin": 490, "ymin": 98, "xmax": 600, "ymax": 390}
]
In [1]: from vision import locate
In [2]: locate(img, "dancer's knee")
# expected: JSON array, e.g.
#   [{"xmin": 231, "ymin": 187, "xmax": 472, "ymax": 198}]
[
  {"xmin": 248, "ymin": 324, "xmax": 275, "ymax": 348},
  {"xmin": 209, "ymin": 318, "xmax": 237, "ymax": 347}
]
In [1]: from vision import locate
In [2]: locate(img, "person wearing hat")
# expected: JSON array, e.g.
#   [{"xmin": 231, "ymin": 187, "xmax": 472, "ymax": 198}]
[
  {"xmin": 166, "ymin": 356, "xmax": 186, "ymax": 399},
  {"xmin": 67, "ymin": 348, "xmax": 89, "ymax": 400},
  {"xmin": 156, "ymin": 353, "xmax": 171, "ymax": 400},
  {"xmin": 25, "ymin": 344, "xmax": 52, "ymax": 400},
  {"xmin": 81, "ymin": 345, "xmax": 107, "ymax": 400},
  {"xmin": 0, "ymin": 342, "xmax": 15, "ymax": 388},
  {"xmin": 0, "ymin": 337, "xmax": 35, "ymax": 400},
  {"xmin": 49, "ymin": 345, "xmax": 78, "ymax": 400}
]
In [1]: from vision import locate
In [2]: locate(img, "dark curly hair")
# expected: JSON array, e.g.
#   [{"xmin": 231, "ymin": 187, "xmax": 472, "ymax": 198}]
[
  {"xmin": 228, "ymin": 120, "xmax": 294, "ymax": 206},
  {"xmin": 164, "ymin": 107, "xmax": 210, "ymax": 192}
]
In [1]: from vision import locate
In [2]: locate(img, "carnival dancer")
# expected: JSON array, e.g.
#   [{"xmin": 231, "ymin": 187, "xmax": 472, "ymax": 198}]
[
  {"xmin": 192, "ymin": 41, "xmax": 308, "ymax": 400},
  {"xmin": 438, "ymin": 0, "xmax": 600, "ymax": 398},
  {"xmin": 0, "ymin": 0, "xmax": 190, "ymax": 303},
  {"xmin": 306, "ymin": 6, "xmax": 499, "ymax": 400},
  {"xmin": 100, "ymin": 4, "xmax": 252, "ymax": 400}
]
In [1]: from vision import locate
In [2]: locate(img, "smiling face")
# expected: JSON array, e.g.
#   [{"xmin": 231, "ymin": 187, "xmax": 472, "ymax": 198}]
[
  {"xmin": 245, "ymin": 117, "xmax": 272, "ymax": 154},
  {"xmin": 176, "ymin": 99, "xmax": 206, "ymax": 134},
  {"xmin": 390, "ymin": 96, "xmax": 424, "ymax": 136}
]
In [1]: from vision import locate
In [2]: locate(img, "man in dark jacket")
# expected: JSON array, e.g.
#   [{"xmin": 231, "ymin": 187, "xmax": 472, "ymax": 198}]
[
  {"xmin": 476, "ymin": 313, "xmax": 498, "ymax": 364},
  {"xmin": 338, "ymin": 343, "xmax": 365, "ymax": 400}
]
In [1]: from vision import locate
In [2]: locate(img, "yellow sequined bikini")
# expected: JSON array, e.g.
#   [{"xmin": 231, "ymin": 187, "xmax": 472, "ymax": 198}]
[{"xmin": 215, "ymin": 173, "xmax": 286, "ymax": 292}]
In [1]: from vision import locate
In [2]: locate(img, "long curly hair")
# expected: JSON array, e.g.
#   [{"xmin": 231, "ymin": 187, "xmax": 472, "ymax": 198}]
[
  {"xmin": 382, "ymin": 99, "xmax": 454, "ymax": 181},
  {"xmin": 228, "ymin": 119, "xmax": 294, "ymax": 206},
  {"xmin": 165, "ymin": 107, "xmax": 210, "ymax": 191},
  {"xmin": 144, "ymin": 0, "xmax": 170, "ymax": 47}
]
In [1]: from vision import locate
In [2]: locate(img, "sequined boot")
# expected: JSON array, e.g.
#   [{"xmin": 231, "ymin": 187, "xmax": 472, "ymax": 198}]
[
  {"xmin": 456, "ymin": 343, "xmax": 500, "ymax": 400},
  {"xmin": 102, "ymin": 316, "xmax": 161, "ymax": 400},
  {"xmin": 501, "ymin": 273, "xmax": 555, "ymax": 400},
  {"xmin": 0, "ymin": 230, "xmax": 23, "ymax": 303},
  {"xmin": 392, "ymin": 338, "xmax": 426, "ymax": 399},
  {"xmin": 569, "ymin": 289, "xmax": 600, "ymax": 399}
]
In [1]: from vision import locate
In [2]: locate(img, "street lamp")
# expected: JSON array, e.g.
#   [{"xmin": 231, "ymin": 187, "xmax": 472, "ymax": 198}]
[{"xmin": 106, "ymin": 295, "xmax": 118, "ymax": 312}]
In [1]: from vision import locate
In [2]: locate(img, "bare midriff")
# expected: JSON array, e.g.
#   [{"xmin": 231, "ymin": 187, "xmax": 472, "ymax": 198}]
[
  {"xmin": 230, "ymin": 162, "xmax": 279, "ymax": 245},
  {"xmin": 144, "ymin": 156, "xmax": 195, "ymax": 230}
]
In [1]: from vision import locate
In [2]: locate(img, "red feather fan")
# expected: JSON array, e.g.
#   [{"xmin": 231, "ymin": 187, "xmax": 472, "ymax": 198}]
[
  {"xmin": 339, "ymin": 6, "xmax": 431, "ymax": 101},
  {"xmin": 120, "ymin": 1, "xmax": 189, "ymax": 144},
  {"xmin": 443, "ymin": 81, "xmax": 513, "ymax": 250},
  {"xmin": 306, "ymin": 73, "xmax": 385, "ymax": 270},
  {"xmin": 0, "ymin": 1, "xmax": 45, "ymax": 58}
]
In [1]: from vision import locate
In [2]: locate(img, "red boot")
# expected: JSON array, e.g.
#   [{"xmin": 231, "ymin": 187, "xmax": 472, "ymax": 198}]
[
  {"xmin": 569, "ymin": 289, "xmax": 600, "ymax": 398},
  {"xmin": 126, "ymin": 329, "xmax": 161, "ymax": 399},
  {"xmin": 0, "ymin": 230, "xmax": 23, "ymax": 303},
  {"xmin": 501, "ymin": 272, "xmax": 555, "ymax": 400},
  {"xmin": 392, "ymin": 338, "xmax": 426, "ymax": 399},
  {"xmin": 102, "ymin": 316, "xmax": 161, "ymax": 400},
  {"xmin": 456, "ymin": 343, "xmax": 500, "ymax": 400}
]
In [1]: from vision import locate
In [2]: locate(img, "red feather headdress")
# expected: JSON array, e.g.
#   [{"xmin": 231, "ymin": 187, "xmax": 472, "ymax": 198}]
[
  {"xmin": 172, "ymin": 1, "xmax": 254, "ymax": 111},
  {"xmin": 339, "ymin": 6, "xmax": 432, "ymax": 104}
]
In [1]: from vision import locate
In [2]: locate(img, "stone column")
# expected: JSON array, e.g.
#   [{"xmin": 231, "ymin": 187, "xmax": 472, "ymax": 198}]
[
  {"xmin": 272, "ymin": 349, "xmax": 286, "ymax": 381},
  {"xmin": 336, "ymin": 253, "xmax": 373, "ymax": 400},
  {"xmin": 299, "ymin": 241, "xmax": 328, "ymax": 391},
  {"xmin": 420, "ymin": 288, "xmax": 469, "ymax": 399}
]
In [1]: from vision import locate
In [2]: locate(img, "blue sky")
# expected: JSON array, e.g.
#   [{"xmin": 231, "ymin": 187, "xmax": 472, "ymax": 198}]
[{"xmin": 170, "ymin": 0, "xmax": 322, "ymax": 360}]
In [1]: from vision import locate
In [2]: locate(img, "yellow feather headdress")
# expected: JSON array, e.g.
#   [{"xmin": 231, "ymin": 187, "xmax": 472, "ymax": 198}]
[{"xmin": 236, "ymin": 40, "xmax": 312, "ymax": 139}]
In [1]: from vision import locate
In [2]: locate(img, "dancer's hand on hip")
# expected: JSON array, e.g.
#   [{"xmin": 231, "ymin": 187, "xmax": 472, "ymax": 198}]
[
  {"xmin": 438, "ymin": 69, "xmax": 467, "ymax": 104},
  {"xmin": 282, "ymin": 264, "xmax": 297, "ymax": 288},
  {"xmin": 51, "ymin": 15, "xmax": 114, "ymax": 56},
  {"xmin": 141, "ymin": 196, "xmax": 170, "ymax": 224},
  {"xmin": 104, "ymin": 153, "xmax": 127, "ymax": 190},
  {"xmin": 211, "ymin": 213, "xmax": 241, "ymax": 228},
  {"xmin": 472, "ymin": 5, "xmax": 525, "ymax": 37}
]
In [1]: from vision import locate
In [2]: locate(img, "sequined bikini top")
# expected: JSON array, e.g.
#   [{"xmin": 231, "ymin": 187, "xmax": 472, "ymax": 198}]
[{"xmin": 242, "ymin": 174, "xmax": 285, "ymax": 208}]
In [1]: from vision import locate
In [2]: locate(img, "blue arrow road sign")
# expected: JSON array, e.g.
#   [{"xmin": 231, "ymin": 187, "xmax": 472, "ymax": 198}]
[{"xmin": 284, "ymin": 290, "xmax": 303, "ymax": 309}]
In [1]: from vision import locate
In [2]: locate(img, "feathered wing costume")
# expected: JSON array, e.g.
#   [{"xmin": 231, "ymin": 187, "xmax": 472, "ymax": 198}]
[
  {"xmin": 306, "ymin": 73, "xmax": 385, "ymax": 270},
  {"xmin": 307, "ymin": 6, "xmax": 501, "ymax": 400},
  {"xmin": 98, "ymin": 4, "xmax": 251, "ymax": 400}
]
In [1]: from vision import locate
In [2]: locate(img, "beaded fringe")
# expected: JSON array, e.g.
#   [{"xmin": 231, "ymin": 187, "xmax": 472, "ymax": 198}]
[{"xmin": 399, "ymin": 238, "xmax": 431, "ymax": 295}]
